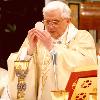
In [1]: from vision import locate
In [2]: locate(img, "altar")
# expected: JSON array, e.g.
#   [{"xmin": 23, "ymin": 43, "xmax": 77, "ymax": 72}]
[{"xmin": 66, "ymin": 68, "xmax": 97, "ymax": 100}]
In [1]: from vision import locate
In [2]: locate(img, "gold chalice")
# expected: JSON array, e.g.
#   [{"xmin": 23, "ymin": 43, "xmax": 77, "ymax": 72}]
[
  {"xmin": 14, "ymin": 60, "xmax": 29, "ymax": 100},
  {"xmin": 51, "ymin": 90, "xmax": 69, "ymax": 100}
]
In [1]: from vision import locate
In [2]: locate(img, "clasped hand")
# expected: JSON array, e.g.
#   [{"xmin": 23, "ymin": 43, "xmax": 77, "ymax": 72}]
[{"xmin": 27, "ymin": 28, "xmax": 53, "ymax": 55}]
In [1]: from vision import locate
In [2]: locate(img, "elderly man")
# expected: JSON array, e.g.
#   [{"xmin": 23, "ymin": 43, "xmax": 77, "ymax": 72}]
[{"xmin": 7, "ymin": 1, "xmax": 97, "ymax": 100}]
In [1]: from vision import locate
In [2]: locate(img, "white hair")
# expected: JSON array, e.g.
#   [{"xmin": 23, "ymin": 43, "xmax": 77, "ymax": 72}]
[{"xmin": 43, "ymin": 1, "xmax": 71, "ymax": 19}]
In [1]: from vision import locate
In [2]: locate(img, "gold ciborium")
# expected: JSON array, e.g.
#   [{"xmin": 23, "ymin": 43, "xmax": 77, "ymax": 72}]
[
  {"xmin": 14, "ymin": 60, "xmax": 29, "ymax": 100},
  {"xmin": 51, "ymin": 90, "xmax": 69, "ymax": 100}
]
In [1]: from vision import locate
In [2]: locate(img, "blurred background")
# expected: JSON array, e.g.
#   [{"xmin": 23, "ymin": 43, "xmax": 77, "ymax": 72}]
[
  {"xmin": 0, "ymin": 0, "xmax": 100, "ymax": 69},
  {"xmin": 0, "ymin": 0, "xmax": 44, "ymax": 69}
]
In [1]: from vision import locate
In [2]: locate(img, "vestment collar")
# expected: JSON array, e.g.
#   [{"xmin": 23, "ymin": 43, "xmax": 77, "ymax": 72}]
[{"xmin": 52, "ymin": 23, "xmax": 78, "ymax": 44}]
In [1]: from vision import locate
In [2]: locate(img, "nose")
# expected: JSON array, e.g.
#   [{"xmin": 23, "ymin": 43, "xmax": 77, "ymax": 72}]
[
  {"xmin": 48, "ymin": 21, "xmax": 54, "ymax": 26},
  {"xmin": 48, "ymin": 24, "xmax": 55, "ymax": 29}
]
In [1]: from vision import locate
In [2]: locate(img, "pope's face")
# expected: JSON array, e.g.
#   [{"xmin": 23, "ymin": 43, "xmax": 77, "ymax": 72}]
[{"xmin": 43, "ymin": 9, "xmax": 70, "ymax": 39}]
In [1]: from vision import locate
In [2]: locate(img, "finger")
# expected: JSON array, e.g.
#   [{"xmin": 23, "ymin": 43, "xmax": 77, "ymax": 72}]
[
  {"xmin": 34, "ymin": 28, "xmax": 45, "ymax": 36},
  {"xmin": 42, "ymin": 30, "xmax": 51, "ymax": 38},
  {"xmin": 34, "ymin": 29, "xmax": 45, "ymax": 40},
  {"xmin": 28, "ymin": 29, "xmax": 35, "ymax": 40},
  {"xmin": 37, "ymin": 30, "xmax": 51, "ymax": 42},
  {"xmin": 28, "ymin": 28, "xmax": 34, "ymax": 35},
  {"xmin": 28, "ymin": 35, "xmax": 36, "ymax": 48},
  {"xmin": 29, "ymin": 34, "xmax": 35, "ymax": 43},
  {"xmin": 37, "ymin": 29, "xmax": 51, "ymax": 39}
]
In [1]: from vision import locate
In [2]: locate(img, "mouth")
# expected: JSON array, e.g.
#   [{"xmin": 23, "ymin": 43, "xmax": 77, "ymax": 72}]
[
  {"xmin": 48, "ymin": 27, "xmax": 56, "ymax": 33},
  {"xmin": 49, "ymin": 30, "xmax": 56, "ymax": 33}
]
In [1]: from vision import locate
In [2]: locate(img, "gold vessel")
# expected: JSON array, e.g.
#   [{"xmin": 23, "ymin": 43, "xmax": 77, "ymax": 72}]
[
  {"xmin": 51, "ymin": 90, "xmax": 69, "ymax": 100},
  {"xmin": 14, "ymin": 60, "xmax": 29, "ymax": 100}
]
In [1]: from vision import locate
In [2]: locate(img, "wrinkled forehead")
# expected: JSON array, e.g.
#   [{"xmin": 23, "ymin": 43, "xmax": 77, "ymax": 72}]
[{"xmin": 43, "ymin": 9, "xmax": 62, "ymax": 19}]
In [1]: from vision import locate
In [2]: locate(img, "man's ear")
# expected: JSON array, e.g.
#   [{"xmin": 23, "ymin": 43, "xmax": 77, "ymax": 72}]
[{"xmin": 66, "ymin": 18, "xmax": 71, "ymax": 24}]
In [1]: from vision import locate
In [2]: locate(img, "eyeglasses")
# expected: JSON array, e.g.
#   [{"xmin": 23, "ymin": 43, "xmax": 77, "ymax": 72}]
[{"xmin": 43, "ymin": 19, "xmax": 64, "ymax": 26}]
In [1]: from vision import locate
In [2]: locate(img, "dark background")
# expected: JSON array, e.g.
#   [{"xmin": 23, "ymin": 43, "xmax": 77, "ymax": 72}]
[{"xmin": 0, "ymin": 0, "xmax": 44, "ymax": 69}]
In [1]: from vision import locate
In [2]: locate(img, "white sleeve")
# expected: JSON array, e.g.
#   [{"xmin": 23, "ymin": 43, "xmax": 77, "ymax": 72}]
[{"xmin": 0, "ymin": 86, "xmax": 10, "ymax": 100}]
